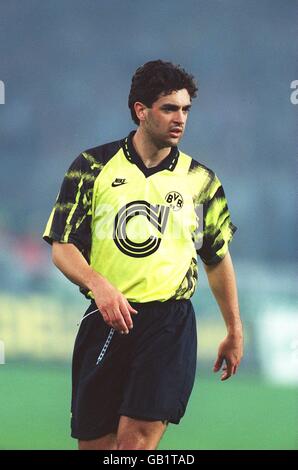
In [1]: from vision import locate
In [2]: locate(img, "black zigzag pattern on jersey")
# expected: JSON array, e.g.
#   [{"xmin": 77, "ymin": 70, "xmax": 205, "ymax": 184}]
[{"xmin": 43, "ymin": 139, "xmax": 122, "ymax": 298}]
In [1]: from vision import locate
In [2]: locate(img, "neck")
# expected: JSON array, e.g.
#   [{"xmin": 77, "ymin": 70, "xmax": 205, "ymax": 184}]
[{"xmin": 132, "ymin": 128, "xmax": 171, "ymax": 168}]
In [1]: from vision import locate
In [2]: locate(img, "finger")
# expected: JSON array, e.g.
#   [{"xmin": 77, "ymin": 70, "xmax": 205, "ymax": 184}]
[
  {"xmin": 233, "ymin": 364, "xmax": 238, "ymax": 375},
  {"xmin": 111, "ymin": 308, "xmax": 130, "ymax": 334},
  {"xmin": 213, "ymin": 355, "xmax": 224, "ymax": 372},
  {"xmin": 129, "ymin": 309, "xmax": 138, "ymax": 315},
  {"xmin": 120, "ymin": 301, "xmax": 134, "ymax": 330},
  {"xmin": 221, "ymin": 362, "xmax": 233, "ymax": 381},
  {"xmin": 103, "ymin": 307, "xmax": 122, "ymax": 332},
  {"xmin": 221, "ymin": 370, "xmax": 230, "ymax": 381},
  {"xmin": 100, "ymin": 308, "xmax": 114, "ymax": 328},
  {"xmin": 127, "ymin": 301, "xmax": 138, "ymax": 315}
]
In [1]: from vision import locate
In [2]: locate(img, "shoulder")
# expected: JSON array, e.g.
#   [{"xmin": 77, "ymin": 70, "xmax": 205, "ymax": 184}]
[
  {"xmin": 188, "ymin": 157, "xmax": 216, "ymax": 180},
  {"xmin": 67, "ymin": 138, "xmax": 123, "ymax": 172},
  {"xmin": 82, "ymin": 138, "xmax": 123, "ymax": 165},
  {"xmin": 178, "ymin": 149, "xmax": 215, "ymax": 178},
  {"xmin": 179, "ymin": 150, "xmax": 219, "ymax": 198}
]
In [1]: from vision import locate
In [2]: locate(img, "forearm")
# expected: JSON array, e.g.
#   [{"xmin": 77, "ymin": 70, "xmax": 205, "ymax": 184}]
[
  {"xmin": 52, "ymin": 241, "xmax": 137, "ymax": 334},
  {"xmin": 52, "ymin": 241, "xmax": 102, "ymax": 291},
  {"xmin": 204, "ymin": 251, "xmax": 242, "ymax": 336}
]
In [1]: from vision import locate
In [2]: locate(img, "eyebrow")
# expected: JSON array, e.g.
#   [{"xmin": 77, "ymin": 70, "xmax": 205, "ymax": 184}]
[{"xmin": 160, "ymin": 104, "xmax": 192, "ymax": 111}]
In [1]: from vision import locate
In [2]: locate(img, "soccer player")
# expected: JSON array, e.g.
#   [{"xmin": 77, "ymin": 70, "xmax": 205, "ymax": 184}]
[{"xmin": 43, "ymin": 60, "xmax": 243, "ymax": 450}]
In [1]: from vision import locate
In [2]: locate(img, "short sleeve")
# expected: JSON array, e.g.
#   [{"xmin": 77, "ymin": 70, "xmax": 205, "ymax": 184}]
[
  {"xmin": 42, "ymin": 154, "xmax": 93, "ymax": 256},
  {"xmin": 197, "ymin": 175, "xmax": 237, "ymax": 265}
]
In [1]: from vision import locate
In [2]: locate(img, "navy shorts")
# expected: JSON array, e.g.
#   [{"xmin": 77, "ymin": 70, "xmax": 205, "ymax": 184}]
[{"xmin": 71, "ymin": 298, "xmax": 197, "ymax": 440}]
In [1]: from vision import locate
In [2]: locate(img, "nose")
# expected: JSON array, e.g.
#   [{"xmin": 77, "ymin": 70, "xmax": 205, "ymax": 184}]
[{"xmin": 173, "ymin": 109, "xmax": 185, "ymax": 125}]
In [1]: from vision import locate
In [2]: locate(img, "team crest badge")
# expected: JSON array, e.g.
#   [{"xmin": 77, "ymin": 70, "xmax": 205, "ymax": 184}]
[{"xmin": 165, "ymin": 191, "xmax": 184, "ymax": 211}]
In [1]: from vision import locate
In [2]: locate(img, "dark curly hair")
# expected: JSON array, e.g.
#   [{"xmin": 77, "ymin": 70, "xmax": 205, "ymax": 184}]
[{"xmin": 128, "ymin": 60, "xmax": 198, "ymax": 125}]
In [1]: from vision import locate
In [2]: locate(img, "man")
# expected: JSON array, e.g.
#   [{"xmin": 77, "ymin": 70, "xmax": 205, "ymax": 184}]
[{"xmin": 43, "ymin": 60, "xmax": 243, "ymax": 450}]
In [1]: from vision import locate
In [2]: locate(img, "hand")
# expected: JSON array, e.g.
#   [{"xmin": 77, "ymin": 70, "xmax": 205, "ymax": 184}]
[
  {"xmin": 213, "ymin": 333, "xmax": 243, "ymax": 381},
  {"xmin": 92, "ymin": 276, "xmax": 138, "ymax": 335}
]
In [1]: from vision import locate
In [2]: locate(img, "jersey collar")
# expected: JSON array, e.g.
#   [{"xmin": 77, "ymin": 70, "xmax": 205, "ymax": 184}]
[{"xmin": 122, "ymin": 131, "xmax": 179, "ymax": 178}]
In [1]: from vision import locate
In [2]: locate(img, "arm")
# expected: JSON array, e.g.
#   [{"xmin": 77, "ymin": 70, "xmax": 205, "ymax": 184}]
[
  {"xmin": 203, "ymin": 250, "xmax": 243, "ymax": 381},
  {"xmin": 52, "ymin": 241, "xmax": 137, "ymax": 334}
]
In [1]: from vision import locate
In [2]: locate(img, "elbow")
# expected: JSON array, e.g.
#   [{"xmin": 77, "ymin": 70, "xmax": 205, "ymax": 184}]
[
  {"xmin": 51, "ymin": 241, "xmax": 62, "ymax": 267},
  {"xmin": 203, "ymin": 251, "xmax": 230, "ymax": 273},
  {"xmin": 51, "ymin": 241, "xmax": 76, "ymax": 268},
  {"xmin": 203, "ymin": 259, "xmax": 220, "ymax": 274}
]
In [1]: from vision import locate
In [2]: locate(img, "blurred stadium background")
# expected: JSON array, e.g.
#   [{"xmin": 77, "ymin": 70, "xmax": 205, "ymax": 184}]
[{"xmin": 0, "ymin": 0, "xmax": 297, "ymax": 450}]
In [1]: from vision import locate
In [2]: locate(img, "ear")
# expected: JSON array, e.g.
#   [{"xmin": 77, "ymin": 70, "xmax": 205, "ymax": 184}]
[{"xmin": 134, "ymin": 102, "xmax": 147, "ymax": 123}]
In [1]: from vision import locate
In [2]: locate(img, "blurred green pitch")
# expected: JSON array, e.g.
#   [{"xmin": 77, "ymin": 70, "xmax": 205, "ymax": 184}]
[{"xmin": 0, "ymin": 364, "xmax": 297, "ymax": 450}]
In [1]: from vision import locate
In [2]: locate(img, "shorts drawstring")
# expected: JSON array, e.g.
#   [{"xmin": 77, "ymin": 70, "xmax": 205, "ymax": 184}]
[{"xmin": 77, "ymin": 307, "xmax": 99, "ymax": 326}]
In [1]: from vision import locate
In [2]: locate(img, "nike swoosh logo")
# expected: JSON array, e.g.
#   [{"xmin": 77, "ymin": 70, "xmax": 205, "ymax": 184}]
[{"xmin": 112, "ymin": 179, "xmax": 127, "ymax": 187}]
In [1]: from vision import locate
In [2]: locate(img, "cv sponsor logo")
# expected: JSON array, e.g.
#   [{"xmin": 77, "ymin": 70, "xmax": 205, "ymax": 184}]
[
  {"xmin": 112, "ymin": 178, "xmax": 127, "ymax": 187},
  {"xmin": 113, "ymin": 200, "xmax": 170, "ymax": 257}
]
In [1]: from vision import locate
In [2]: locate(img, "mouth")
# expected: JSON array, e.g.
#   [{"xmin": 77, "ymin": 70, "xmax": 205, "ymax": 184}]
[{"xmin": 169, "ymin": 128, "xmax": 183, "ymax": 138}]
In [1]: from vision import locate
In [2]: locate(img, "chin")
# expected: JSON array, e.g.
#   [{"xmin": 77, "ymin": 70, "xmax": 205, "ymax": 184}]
[
  {"xmin": 166, "ymin": 136, "xmax": 182, "ymax": 146},
  {"xmin": 154, "ymin": 134, "xmax": 182, "ymax": 149}
]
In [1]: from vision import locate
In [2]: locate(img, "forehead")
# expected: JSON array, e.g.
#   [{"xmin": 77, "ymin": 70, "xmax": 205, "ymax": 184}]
[{"xmin": 153, "ymin": 89, "xmax": 191, "ymax": 107}]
